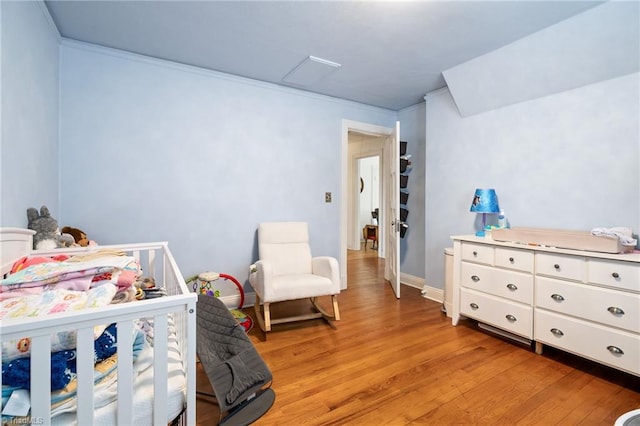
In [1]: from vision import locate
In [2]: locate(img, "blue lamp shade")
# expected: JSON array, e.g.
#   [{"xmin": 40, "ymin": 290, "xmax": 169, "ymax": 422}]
[{"xmin": 470, "ymin": 188, "xmax": 500, "ymax": 213}]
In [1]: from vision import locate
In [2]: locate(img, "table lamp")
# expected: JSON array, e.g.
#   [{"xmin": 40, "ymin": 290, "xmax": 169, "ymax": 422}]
[{"xmin": 470, "ymin": 188, "xmax": 500, "ymax": 236}]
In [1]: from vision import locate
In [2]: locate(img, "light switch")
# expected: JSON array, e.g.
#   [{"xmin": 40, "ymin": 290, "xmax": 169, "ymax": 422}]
[{"xmin": 325, "ymin": 192, "xmax": 332, "ymax": 203}]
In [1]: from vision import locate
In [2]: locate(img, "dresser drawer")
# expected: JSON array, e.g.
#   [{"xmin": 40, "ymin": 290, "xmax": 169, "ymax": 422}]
[
  {"xmin": 495, "ymin": 247, "xmax": 534, "ymax": 273},
  {"xmin": 461, "ymin": 262, "xmax": 533, "ymax": 304},
  {"xmin": 536, "ymin": 253, "xmax": 585, "ymax": 282},
  {"xmin": 460, "ymin": 262, "xmax": 494, "ymax": 291},
  {"xmin": 461, "ymin": 243, "xmax": 493, "ymax": 265},
  {"xmin": 536, "ymin": 276, "xmax": 640, "ymax": 333},
  {"xmin": 460, "ymin": 288, "xmax": 532, "ymax": 338},
  {"xmin": 588, "ymin": 259, "xmax": 640, "ymax": 292},
  {"xmin": 535, "ymin": 310, "xmax": 640, "ymax": 376}
]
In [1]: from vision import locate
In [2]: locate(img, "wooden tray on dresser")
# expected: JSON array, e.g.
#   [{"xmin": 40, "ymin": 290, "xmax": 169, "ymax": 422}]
[{"xmin": 491, "ymin": 227, "xmax": 635, "ymax": 254}]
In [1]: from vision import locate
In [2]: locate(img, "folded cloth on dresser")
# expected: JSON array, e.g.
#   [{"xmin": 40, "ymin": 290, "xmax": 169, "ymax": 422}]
[{"xmin": 591, "ymin": 227, "xmax": 638, "ymax": 246}]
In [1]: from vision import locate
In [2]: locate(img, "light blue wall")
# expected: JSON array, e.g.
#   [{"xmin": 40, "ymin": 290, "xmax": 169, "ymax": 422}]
[
  {"xmin": 398, "ymin": 102, "xmax": 426, "ymax": 279},
  {"xmin": 1, "ymin": 1, "xmax": 60, "ymax": 227},
  {"xmin": 58, "ymin": 42, "xmax": 398, "ymax": 288},
  {"xmin": 425, "ymin": 72, "xmax": 640, "ymax": 291}
]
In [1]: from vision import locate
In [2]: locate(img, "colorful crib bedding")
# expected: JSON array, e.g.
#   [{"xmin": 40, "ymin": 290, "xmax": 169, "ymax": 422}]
[
  {"xmin": 0, "ymin": 252, "xmax": 140, "ymax": 362},
  {"xmin": 1, "ymin": 318, "xmax": 186, "ymax": 426},
  {"xmin": 51, "ymin": 317, "xmax": 187, "ymax": 426},
  {"xmin": 0, "ymin": 251, "xmax": 184, "ymax": 424},
  {"xmin": 1, "ymin": 323, "xmax": 145, "ymax": 390},
  {"xmin": 1, "ymin": 284, "xmax": 118, "ymax": 361},
  {"xmin": 0, "ymin": 253, "xmax": 140, "ymax": 300}
]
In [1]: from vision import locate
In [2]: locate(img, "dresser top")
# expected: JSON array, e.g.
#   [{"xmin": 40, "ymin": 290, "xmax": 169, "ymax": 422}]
[{"xmin": 451, "ymin": 234, "xmax": 640, "ymax": 263}]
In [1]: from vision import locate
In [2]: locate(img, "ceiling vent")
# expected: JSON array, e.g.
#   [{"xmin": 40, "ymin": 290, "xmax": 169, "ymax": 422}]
[{"xmin": 282, "ymin": 56, "xmax": 341, "ymax": 86}]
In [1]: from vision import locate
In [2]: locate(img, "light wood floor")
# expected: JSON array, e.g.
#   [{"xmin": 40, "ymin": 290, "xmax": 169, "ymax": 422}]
[{"xmin": 196, "ymin": 244, "xmax": 640, "ymax": 425}]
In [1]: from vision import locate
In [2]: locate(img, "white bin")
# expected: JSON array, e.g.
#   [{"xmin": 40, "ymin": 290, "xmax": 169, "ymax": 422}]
[
  {"xmin": 615, "ymin": 409, "xmax": 640, "ymax": 426},
  {"xmin": 443, "ymin": 247, "xmax": 453, "ymax": 318}
]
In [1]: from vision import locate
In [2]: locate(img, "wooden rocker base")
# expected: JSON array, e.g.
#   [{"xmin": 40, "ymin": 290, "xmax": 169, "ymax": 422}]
[{"xmin": 253, "ymin": 294, "xmax": 340, "ymax": 332}]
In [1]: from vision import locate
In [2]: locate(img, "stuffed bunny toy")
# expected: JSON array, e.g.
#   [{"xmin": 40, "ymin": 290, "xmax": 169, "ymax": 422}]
[{"xmin": 26, "ymin": 205, "xmax": 75, "ymax": 250}]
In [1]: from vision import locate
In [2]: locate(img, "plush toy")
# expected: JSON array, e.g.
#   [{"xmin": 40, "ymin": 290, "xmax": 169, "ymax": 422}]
[
  {"xmin": 61, "ymin": 226, "xmax": 91, "ymax": 247},
  {"xmin": 26, "ymin": 205, "xmax": 75, "ymax": 250}
]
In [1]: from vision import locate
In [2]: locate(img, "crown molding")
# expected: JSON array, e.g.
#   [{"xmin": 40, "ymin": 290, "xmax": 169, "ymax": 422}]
[
  {"xmin": 36, "ymin": 0, "xmax": 61, "ymax": 43},
  {"xmin": 60, "ymin": 38, "xmax": 396, "ymax": 114}
]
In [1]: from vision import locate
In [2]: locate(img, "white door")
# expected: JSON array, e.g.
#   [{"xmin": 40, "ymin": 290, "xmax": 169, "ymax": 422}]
[{"xmin": 384, "ymin": 121, "xmax": 401, "ymax": 298}]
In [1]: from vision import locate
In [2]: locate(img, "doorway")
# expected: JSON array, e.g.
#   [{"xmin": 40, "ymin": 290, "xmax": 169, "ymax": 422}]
[
  {"xmin": 340, "ymin": 120, "xmax": 394, "ymax": 290},
  {"xmin": 356, "ymin": 155, "xmax": 382, "ymax": 250},
  {"xmin": 358, "ymin": 156, "xmax": 380, "ymax": 251}
]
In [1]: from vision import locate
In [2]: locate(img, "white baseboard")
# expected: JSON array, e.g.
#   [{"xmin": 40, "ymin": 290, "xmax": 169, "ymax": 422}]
[
  {"xmin": 400, "ymin": 273, "xmax": 445, "ymax": 305},
  {"xmin": 420, "ymin": 284, "xmax": 444, "ymax": 304},
  {"xmin": 239, "ymin": 276, "xmax": 444, "ymax": 308},
  {"xmin": 400, "ymin": 272, "xmax": 423, "ymax": 289},
  {"xmin": 215, "ymin": 293, "xmax": 253, "ymax": 309}
]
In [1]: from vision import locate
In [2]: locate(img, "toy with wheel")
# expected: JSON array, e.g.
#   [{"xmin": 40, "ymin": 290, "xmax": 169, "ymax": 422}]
[{"xmin": 186, "ymin": 271, "xmax": 253, "ymax": 333}]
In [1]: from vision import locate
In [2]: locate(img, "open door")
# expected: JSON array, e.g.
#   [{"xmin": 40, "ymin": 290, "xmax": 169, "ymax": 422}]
[{"xmin": 384, "ymin": 121, "xmax": 401, "ymax": 298}]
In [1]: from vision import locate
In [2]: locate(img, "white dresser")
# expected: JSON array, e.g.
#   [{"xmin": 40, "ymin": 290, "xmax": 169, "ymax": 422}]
[{"xmin": 451, "ymin": 235, "xmax": 640, "ymax": 376}]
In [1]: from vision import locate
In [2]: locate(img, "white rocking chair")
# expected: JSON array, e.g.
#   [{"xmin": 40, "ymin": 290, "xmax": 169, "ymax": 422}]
[{"xmin": 249, "ymin": 222, "xmax": 340, "ymax": 332}]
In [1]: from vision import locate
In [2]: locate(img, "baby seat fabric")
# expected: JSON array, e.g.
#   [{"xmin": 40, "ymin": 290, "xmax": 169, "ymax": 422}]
[{"xmin": 196, "ymin": 295, "xmax": 275, "ymax": 425}]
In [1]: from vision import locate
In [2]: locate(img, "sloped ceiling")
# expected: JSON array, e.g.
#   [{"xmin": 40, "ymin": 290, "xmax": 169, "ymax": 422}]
[
  {"xmin": 443, "ymin": 1, "xmax": 640, "ymax": 116},
  {"xmin": 44, "ymin": 0, "xmax": 608, "ymax": 111}
]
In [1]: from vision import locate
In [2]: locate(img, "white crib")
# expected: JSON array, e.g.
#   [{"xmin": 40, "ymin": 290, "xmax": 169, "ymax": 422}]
[{"xmin": 0, "ymin": 228, "xmax": 197, "ymax": 425}]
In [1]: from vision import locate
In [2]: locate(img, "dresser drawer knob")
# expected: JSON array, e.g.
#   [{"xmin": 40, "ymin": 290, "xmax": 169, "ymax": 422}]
[
  {"xmin": 607, "ymin": 345, "xmax": 624, "ymax": 355},
  {"xmin": 551, "ymin": 294, "xmax": 565, "ymax": 302},
  {"xmin": 612, "ymin": 272, "xmax": 620, "ymax": 279},
  {"xmin": 607, "ymin": 306, "xmax": 625, "ymax": 316},
  {"xmin": 505, "ymin": 314, "xmax": 517, "ymax": 322},
  {"xmin": 473, "ymin": 251, "xmax": 478, "ymax": 257},
  {"xmin": 506, "ymin": 283, "xmax": 518, "ymax": 291},
  {"xmin": 550, "ymin": 328, "xmax": 564, "ymax": 337},
  {"xmin": 553, "ymin": 264, "xmax": 560, "ymax": 270},
  {"xmin": 509, "ymin": 257, "xmax": 514, "ymax": 263},
  {"xmin": 470, "ymin": 303, "xmax": 479, "ymax": 310},
  {"xmin": 471, "ymin": 275, "xmax": 480, "ymax": 282}
]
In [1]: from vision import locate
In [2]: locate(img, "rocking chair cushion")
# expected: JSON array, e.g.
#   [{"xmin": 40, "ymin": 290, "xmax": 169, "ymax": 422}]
[
  {"xmin": 259, "ymin": 242, "xmax": 312, "ymax": 276},
  {"xmin": 267, "ymin": 273, "xmax": 334, "ymax": 302}
]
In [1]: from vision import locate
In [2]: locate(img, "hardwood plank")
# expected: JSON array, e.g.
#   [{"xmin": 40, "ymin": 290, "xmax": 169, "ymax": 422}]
[{"xmin": 196, "ymin": 244, "xmax": 640, "ymax": 425}]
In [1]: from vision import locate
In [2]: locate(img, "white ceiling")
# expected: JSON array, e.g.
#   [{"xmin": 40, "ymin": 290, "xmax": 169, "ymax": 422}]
[{"xmin": 44, "ymin": 0, "xmax": 605, "ymax": 111}]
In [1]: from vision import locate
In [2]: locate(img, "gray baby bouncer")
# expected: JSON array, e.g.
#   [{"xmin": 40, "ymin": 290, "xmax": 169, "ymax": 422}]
[{"xmin": 196, "ymin": 294, "xmax": 275, "ymax": 425}]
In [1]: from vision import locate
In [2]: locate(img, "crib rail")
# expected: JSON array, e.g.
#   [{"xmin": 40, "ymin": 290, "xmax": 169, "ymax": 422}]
[{"xmin": 0, "ymin": 242, "xmax": 197, "ymax": 426}]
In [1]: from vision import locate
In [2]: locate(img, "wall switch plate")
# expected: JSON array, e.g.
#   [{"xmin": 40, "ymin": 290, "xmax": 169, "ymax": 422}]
[{"xmin": 325, "ymin": 192, "xmax": 332, "ymax": 203}]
